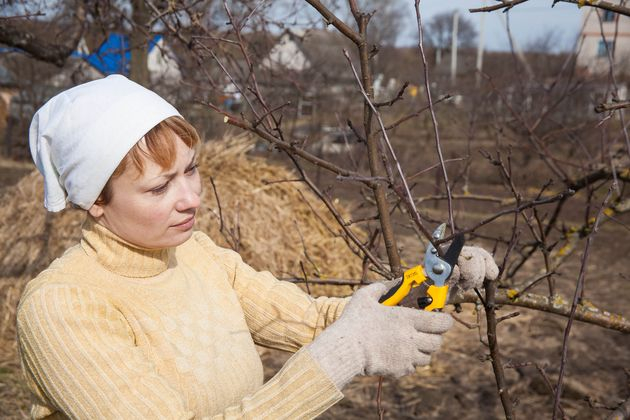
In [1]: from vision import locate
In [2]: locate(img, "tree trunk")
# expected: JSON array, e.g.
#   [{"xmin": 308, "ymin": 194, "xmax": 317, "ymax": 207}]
[{"xmin": 130, "ymin": 0, "xmax": 150, "ymax": 86}]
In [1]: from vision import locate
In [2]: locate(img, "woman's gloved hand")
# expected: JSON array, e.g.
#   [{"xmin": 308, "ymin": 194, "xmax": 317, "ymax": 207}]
[
  {"xmin": 449, "ymin": 246, "xmax": 499, "ymax": 290},
  {"xmin": 307, "ymin": 282, "xmax": 453, "ymax": 390}
]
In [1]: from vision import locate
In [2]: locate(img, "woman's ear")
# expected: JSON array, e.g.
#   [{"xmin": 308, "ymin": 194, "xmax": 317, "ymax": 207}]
[{"xmin": 88, "ymin": 203, "xmax": 104, "ymax": 218}]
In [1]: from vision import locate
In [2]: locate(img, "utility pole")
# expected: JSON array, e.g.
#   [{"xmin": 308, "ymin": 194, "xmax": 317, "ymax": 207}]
[
  {"xmin": 451, "ymin": 10, "xmax": 459, "ymax": 86},
  {"xmin": 503, "ymin": 12, "xmax": 534, "ymax": 79},
  {"xmin": 476, "ymin": 5, "xmax": 486, "ymax": 88}
]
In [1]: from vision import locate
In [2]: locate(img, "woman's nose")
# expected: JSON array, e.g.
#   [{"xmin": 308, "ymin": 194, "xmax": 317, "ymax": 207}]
[{"xmin": 175, "ymin": 178, "xmax": 201, "ymax": 211}]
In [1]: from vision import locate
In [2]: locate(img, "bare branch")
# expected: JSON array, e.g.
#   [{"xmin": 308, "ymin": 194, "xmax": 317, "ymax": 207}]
[
  {"xmin": 286, "ymin": 154, "xmax": 392, "ymax": 277},
  {"xmin": 470, "ymin": 0, "xmax": 630, "ymax": 18},
  {"xmin": 219, "ymin": 111, "xmax": 374, "ymax": 184},
  {"xmin": 303, "ymin": 0, "xmax": 362, "ymax": 45},
  {"xmin": 482, "ymin": 202, "xmax": 520, "ymax": 419},
  {"xmin": 373, "ymin": 82, "xmax": 409, "ymax": 108},
  {"xmin": 595, "ymin": 100, "xmax": 630, "ymax": 113},
  {"xmin": 0, "ymin": 2, "xmax": 85, "ymax": 67},
  {"xmin": 452, "ymin": 287, "xmax": 630, "ymax": 333},
  {"xmin": 380, "ymin": 94, "xmax": 452, "ymax": 132},
  {"xmin": 442, "ymin": 189, "xmax": 575, "ymax": 241},
  {"xmin": 496, "ymin": 311, "xmax": 520, "ymax": 324},
  {"xmin": 342, "ymin": 49, "xmax": 433, "ymax": 243},
  {"xmin": 414, "ymin": 1, "xmax": 454, "ymax": 232},
  {"xmin": 552, "ymin": 183, "xmax": 616, "ymax": 419},
  {"xmin": 469, "ymin": 0, "xmax": 529, "ymax": 13}
]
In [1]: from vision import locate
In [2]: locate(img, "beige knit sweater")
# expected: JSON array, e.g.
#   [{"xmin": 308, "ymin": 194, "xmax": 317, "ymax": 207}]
[{"xmin": 17, "ymin": 218, "xmax": 348, "ymax": 419}]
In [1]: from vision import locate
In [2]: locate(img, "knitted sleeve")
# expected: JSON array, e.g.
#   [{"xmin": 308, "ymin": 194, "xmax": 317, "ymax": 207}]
[
  {"xmin": 209, "ymin": 349, "xmax": 341, "ymax": 420},
  {"xmin": 193, "ymin": 232, "xmax": 349, "ymax": 352},
  {"xmin": 17, "ymin": 282, "xmax": 343, "ymax": 419}
]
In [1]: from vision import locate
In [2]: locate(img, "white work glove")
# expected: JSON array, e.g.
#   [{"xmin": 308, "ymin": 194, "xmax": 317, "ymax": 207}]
[
  {"xmin": 449, "ymin": 246, "xmax": 499, "ymax": 290},
  {"xmin": 306, "ymin": 282, "xmax": 453, "ymax": 390}
]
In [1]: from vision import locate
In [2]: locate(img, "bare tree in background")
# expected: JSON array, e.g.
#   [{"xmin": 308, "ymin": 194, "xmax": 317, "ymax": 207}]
[{"xmin": 425, "ymin": 10, "xmax": 477, "ymax": 50}]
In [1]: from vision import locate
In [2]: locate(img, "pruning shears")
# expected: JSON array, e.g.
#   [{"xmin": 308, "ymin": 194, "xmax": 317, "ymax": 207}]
[{"xmin": 379, "ymin": 224, "xmax": 465, "ymax": 311}]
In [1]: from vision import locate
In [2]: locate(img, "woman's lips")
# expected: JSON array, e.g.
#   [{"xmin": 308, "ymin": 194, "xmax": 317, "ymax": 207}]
[{"xmin": 172, "ymin": 215, "xmax": 195, "ymax": 230}]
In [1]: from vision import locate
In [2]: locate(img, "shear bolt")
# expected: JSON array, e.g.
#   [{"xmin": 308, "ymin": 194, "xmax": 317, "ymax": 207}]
[{"xmin": 432, "ymin": 263, "xmax": 445, "ymax": 275}]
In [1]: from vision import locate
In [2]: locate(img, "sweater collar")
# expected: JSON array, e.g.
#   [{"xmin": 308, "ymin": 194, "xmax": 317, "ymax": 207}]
[{"xmin": 81, "ymin": 216, "xmax": 172, "ymax": 278}]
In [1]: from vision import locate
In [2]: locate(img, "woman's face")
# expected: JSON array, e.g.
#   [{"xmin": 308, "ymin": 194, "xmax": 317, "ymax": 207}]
[{"xmin": 89, "ymin": 137, "xmax": 202, "ymax": 249}]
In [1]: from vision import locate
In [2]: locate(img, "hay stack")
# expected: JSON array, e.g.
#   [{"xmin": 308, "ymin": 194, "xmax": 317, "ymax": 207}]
[
  {"xmin": 0, "ymin": 136, "xmax": 365, "ymax": 288},
  {"xmin": 0, "ymin": 171, "xmax": 85, "ymax": 278}
]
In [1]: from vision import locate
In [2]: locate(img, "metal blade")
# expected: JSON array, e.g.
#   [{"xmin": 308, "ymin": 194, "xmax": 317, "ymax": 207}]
[
  {"xmin": 432, "ymin": 223, "xmax": 447, "ymax": 241},
  {"xmin": 442, "ymin": 233, "xmax": 465, "ymax": 268}
]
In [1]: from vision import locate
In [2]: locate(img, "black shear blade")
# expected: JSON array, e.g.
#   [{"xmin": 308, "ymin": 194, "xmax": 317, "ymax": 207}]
[{"xmin": 442, "ymin": 233, "xmax": 465, "ymax": 267}]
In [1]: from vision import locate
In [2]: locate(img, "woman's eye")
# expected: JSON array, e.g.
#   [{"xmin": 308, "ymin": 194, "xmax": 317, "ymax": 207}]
[
  {"xmin": 150, "ymin": 183, "xmax": 169, "ymax": 195},
  {"xmin": 186, "ymin": 163, "xmax": 199, "ymax": 175}
]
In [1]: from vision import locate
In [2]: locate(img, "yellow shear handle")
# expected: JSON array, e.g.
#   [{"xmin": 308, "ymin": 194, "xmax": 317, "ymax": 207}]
[
  {"xmin": 379, "ymin": 265, "xmax": 449, "ymax": 311},
  {"xmin": 423, "ymin": 285, "xmax": 449, "ymax": 311}
]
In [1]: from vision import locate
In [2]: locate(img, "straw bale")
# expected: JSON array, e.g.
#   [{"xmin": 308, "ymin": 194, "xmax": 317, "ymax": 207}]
[
  {"xmin": 0, "ymin": 136, "xmax": 366, "ymax": 291},
  {"xmin": 0, "ymin": 275, "xmax": 30, "ymax": 419}
]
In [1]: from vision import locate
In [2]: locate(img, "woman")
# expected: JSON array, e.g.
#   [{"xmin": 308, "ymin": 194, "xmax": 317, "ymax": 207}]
[{"xmin": 17, "ymin": 75, "xmax": 498, "ymax": 419}]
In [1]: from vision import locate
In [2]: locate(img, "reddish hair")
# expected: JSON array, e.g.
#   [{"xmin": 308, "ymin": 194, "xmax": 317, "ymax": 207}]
[{"xmin": 95, "ymin": 116, "xmax": 200, "ymax": 205}]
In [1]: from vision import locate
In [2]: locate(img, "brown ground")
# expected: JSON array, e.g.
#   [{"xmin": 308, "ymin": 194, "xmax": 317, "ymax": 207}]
[{"xmin": 0, "ymin": 130, "xmax": 628, "ymax": 419}]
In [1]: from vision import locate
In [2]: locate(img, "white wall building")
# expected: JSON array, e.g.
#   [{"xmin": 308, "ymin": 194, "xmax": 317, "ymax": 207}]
[
  {"xmin": 148, "ymin": 37, "xmax": 182, "ymax": 85},
  {"xmin": 576, "ymin": 9, "xmax": 630, "ymax": 74},
  {"xmin": 261, "ymin": 31, "xmax": 310, "ymax": 72}
]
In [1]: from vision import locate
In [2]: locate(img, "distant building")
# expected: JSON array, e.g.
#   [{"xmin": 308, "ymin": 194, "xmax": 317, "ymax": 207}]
[
  {"xmin": 77, "ymin": 33, "xmax": 181, "ymax": 85},
  {"xmin": 576, "ymin": 9, "xmax": 630, "ymax": 75},
  {"xmin": 261, "ymin": 30, "xmax": 310, "ymax": 72}
]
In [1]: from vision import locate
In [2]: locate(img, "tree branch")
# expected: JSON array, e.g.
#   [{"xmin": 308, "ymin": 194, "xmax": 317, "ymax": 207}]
[
  {"xmin": 595, "ymin": 100, "xmax": 630, "ymax": 113},
  {"xmin": 552, "ymin": 183, "xmax": 615, "ymax": 419},
  {"xmin": 470, "ymin": 0, "xmax": 630, "ymax": 18},
  {"xmin": 303, "ymin": 0, "xmax": 362, "ymax": 45},
  {"xmin": 0, "ymin": 1, "xmax": 86, "ymax": 67},
  {"xmin": 452, "ymin": 289, "xmax": 630, "ymax": 333}
]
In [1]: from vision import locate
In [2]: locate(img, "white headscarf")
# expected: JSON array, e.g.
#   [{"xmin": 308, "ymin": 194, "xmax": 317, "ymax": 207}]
[{"xmin": 29, "ymin": 74, "xmax": 181, "ymax": 212}]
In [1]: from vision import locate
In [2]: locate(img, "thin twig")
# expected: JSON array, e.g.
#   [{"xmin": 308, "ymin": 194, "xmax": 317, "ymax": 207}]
[
  {"xmin": 496, "ymin": 311, "xmax": 520, "ymax": 324},
  {"xmin": 373, "ymin": 82, "xmax": 409, "ymax": 108},
  {"xmin": 381, "ymin": 95, "xmax": 452, "ymax": 131},
  {"xmin": 377, "ymin": 376, "xmax": 385, "ymax": 420},
  {"xmin": 441, "ymin": 189, "xmax": 575, "ymax": 242},
  {"xmin": 534, "ymin": 364, "xmax": 567, "ymax": 419},
  {"xmin": 299, "ymin": 261, "xmax": 312, "ymax": 295},
  {"xmin": 342, "ymin": 49, "xmax": 433, "ymax": 243},
  {"xmin": 513, "ymin": 271, "xmax": 556, "ymax": 297},
  {"xmin": 552, "ymin": 182, "xmax": 616, "ymax": 419},
  {"xmin": 414, "ymin": 0, "xmax": 454, "ymax": 232},
  {"xmin": 286, "ymin": 153, "xmax": 391, "ymax": 276},
  {"xmin": 469, "ymin": 0, "xmax": 528, "ymax": 13}
]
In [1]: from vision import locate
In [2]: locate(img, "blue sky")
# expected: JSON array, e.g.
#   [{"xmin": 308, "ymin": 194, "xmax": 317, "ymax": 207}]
[
  {"xmin": 414, "ymin": 1, "xmax": 583, "ymax": 51},
  {"xmin": 1, "ymin": 0, "xmax": 585, "ymax": 53}
]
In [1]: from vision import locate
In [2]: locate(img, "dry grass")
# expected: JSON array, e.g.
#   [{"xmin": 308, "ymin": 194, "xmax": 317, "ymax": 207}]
[{"xmin": 0, "ymin": 135, "xmax": 366, "ymax": 417}]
